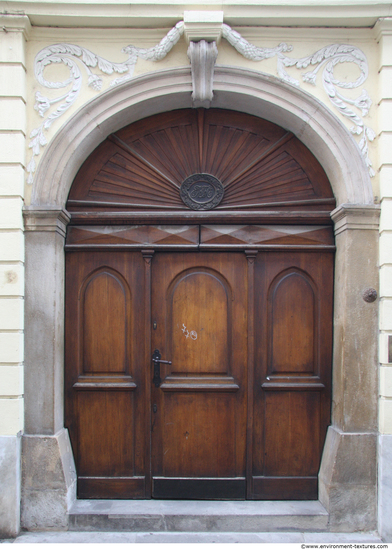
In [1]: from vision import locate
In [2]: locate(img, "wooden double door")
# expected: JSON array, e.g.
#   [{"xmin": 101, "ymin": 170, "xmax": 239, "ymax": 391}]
[{"xmin": 65, "ymin": 245, "xmax": 333, "ymax": 500}]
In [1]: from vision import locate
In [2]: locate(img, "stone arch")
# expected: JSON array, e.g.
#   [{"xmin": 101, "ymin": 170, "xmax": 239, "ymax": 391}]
[
  {"xmin": 30, "ymin": 66, "xmax": 373, "ymax": 209},
  {"xmin": 23, "ymin": 65, "xmax": 379, "ymax": 532}
]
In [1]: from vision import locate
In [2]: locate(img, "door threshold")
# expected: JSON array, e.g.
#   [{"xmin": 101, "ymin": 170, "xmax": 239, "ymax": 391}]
[{"xmin": 68, "ymin": 499, "xmax": 328, "ymax": 532}]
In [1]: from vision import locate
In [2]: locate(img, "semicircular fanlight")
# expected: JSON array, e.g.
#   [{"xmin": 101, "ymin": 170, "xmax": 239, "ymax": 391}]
[{"xmin": 67, "ymin": 109, "xmax": 335, "ymax": 214}]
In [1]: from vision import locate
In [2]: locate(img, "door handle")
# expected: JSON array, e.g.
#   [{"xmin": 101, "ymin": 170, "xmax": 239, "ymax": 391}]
[{"xmin": 152, "ymin": 349, "xmax": 172, "ymax": 387}]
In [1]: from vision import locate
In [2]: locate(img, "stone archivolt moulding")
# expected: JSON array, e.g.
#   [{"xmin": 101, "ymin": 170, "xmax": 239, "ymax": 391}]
[{"xmin": 27, "ymin": 20, "xmax": 376, "ymax": 185}]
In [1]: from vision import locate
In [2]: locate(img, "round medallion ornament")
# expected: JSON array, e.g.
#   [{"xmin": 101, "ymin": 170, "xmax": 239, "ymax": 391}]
[{"xmin": 180, "ymin": 173, "xmax": 224, "ymax": 211}]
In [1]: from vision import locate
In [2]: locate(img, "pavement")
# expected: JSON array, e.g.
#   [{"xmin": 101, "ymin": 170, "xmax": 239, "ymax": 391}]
[{"xmin": 0, "ymin": 531, "xmax": 384, "ymax": 544}]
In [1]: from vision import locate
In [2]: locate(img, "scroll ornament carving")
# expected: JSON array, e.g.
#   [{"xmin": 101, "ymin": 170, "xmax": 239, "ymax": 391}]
[
  {"xmin": 222, "ymin": 24, "xmax": 375, "ymax": 178},
  {"xmin": 27, "ymin": 21, "xmax": 375, "ymax": 184},
  {"xmin": 27, "ymin": 22, "xmax": 185, "ymax": 184}
]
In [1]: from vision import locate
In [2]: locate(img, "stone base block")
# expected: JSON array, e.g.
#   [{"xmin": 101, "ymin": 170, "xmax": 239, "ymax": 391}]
[
  {"xmin": 319, "ymin": 426, "xmax": 377, "ymax": 532},
  {"xmin": 0, "ymin": 434, "xmax": 21, "ymax": 538},
  {"xmin": 379, "ymin": 434, "xmax": 392, "ymax": 542},
  {"xmin": 21, "ymin": 429, "xmax": 76, "ymax": 530}
]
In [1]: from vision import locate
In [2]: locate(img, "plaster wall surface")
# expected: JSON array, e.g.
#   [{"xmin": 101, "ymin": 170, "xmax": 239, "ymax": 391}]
[
  {"xmin": 377, "ymin": 18, "xmax": 392, "ymax": 542},
  {"xmin": 0, "ymin": 18, "xmax": 26, "ymax": 538},
  {"xmin": 0, "ymin": 20, "xmax": 26, "ymax": 436},
  {"xmin": 3, "ymin": 0, "xmax": 392, "ymax": 28},
  {"xmin": 378, "ymin": 21, "xmax": 392, "ymax": 431}
]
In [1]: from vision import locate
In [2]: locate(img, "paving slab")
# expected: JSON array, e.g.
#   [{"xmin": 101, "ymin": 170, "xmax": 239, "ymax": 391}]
[{"xmin": 304, "ymin": 531, "xmax": 383, "ymax": 543}]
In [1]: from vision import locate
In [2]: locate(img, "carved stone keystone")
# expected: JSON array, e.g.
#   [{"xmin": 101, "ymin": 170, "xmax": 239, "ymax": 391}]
[
  {"xmin": 184, "ymin": 11, "xmax": 222, "ymax": 108},
  {"xmin": 187, "ymin": 40, "xmax": 218, "ymax": 108}
]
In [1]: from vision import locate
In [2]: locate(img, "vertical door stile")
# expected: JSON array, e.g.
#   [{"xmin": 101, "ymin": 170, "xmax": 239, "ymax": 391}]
[
  {"xmin": 142, "ymin": 249, "xmax": 155, "ymax": 498},
  {"xmin": 245, "ymin": 249, "xmax": 258, "ymax": 499}
]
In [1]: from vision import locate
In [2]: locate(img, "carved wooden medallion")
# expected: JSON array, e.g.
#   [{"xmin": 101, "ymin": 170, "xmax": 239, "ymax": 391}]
[{"xmin": 180, "ymin": 173, "xmax": 224, "ymax": 210}]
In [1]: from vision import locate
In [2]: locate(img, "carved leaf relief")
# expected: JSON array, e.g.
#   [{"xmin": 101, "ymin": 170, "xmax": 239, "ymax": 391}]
[{"xmin": 29, "ymin": 21, "xmax": 375, "ymax": 184}]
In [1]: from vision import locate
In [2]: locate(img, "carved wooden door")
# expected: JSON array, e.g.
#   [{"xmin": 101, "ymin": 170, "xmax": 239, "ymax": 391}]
[
  {"xmin": 250, "ymin": 250, "xmax": 333, "ymax": 499},
  {"xmin": 150, "ymin": 252, "xmax": 248, "ymax": 499},
  {"xmin": 65, "ymin": 246, "xmax": 332, "ymax": 500},
  {"xmin": 65, "ymin": 251, "xmax": 147, "ymax": 499},
  {"xmin": 65, "ymin": 108, "xmax": 335, "ymax": 500}
]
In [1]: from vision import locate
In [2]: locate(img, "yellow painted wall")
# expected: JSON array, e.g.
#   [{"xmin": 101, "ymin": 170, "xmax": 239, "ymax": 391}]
[{"xmin": 0, "ymin": 5, "xmax": 390, "ymax": 438}]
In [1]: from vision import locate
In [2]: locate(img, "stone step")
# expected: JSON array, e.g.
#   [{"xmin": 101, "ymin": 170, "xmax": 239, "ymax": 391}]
[
  {"xmin": 68, "ymin": 500, "xmax": 329, "ymax": 532},
  {"xmin": 10, "ymin": 531, "xmax": 384, "ymax": 544}
]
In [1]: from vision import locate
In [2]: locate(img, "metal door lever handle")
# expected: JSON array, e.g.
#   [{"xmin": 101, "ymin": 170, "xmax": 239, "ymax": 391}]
[{"xmin": 152, "ymin": 349, "xmax": 172, "ymax": 387}]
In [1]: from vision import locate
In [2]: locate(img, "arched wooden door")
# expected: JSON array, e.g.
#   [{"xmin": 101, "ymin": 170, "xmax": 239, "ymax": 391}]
[{"xmin": 65, "ymin": 109, "xmax": 334, "ymax": 500}]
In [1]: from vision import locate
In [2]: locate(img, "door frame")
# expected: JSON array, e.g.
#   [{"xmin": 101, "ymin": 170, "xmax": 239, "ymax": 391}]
[{"xmin": 22, "ymin": 67, "xmax": 380, "ymax": 531}]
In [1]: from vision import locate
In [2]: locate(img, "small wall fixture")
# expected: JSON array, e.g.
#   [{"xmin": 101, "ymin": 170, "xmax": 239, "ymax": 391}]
[{"xmin": 362, "ymin": 288, "xmax": 377, "ymax": 303}]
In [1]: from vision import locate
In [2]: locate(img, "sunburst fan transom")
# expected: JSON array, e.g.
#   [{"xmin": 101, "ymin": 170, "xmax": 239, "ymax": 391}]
[{"xmin": 67, "ymin": 109, "xmax": 335, "ymax": 215}]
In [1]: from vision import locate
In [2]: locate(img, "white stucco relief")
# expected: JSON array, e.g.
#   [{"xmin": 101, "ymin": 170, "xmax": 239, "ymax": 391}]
[
  {"xmin": 27, "ymin": 21, "xmax": 375, "ymax": 185},
  {"xmin": 27, "ymin": 21, "xmax": 185, "ymax": 184},
  {"xmin": 222, "ymin": 25, "xmax": 375, "ymax": 177}
]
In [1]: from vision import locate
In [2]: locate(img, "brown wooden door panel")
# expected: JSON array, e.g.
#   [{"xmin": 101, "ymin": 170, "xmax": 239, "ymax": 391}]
[
  {"xmin": 251, "ymin": 251, "xmax": 333, "ymax": 499},
  {"xmin": 81, "ymin": 268, "xmax": 131, "ymax": 374},
  {"xmin": 65, "ymin": 251, "xmax": 146, "ymax": 499},
  {"xmin": 263, "ymin": 391, "xmax": 322, "ymax": 477},
  {"xmin": 77, "ymin": 391, "xmax": 136, "ymax": 477},
  {"xmin": 65, "ymin": 247, "xmax": 333, "ymax": 500},
  {"xmin": 168, "ymin": 269, "xmax": 231, "ymax": 375},
  {"xmin": 251, "ymin": 477, "xmax": 318, "ymax": 500},
  {"xmin": 269, "ymin": 270, "xmax": 316, "ymax": 375},
  {"xmin": 150, "ymin": 252, "xmax": 247, "ymax": 499},
  {"xmin": 160, "ymin": 393, "xmax": 237, "ymax": 478}
]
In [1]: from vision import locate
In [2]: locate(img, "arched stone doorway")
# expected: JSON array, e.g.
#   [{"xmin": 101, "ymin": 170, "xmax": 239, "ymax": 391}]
[{"xmin": 22, "ymin": 67, "xmax": 379, "ymax": 531}]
